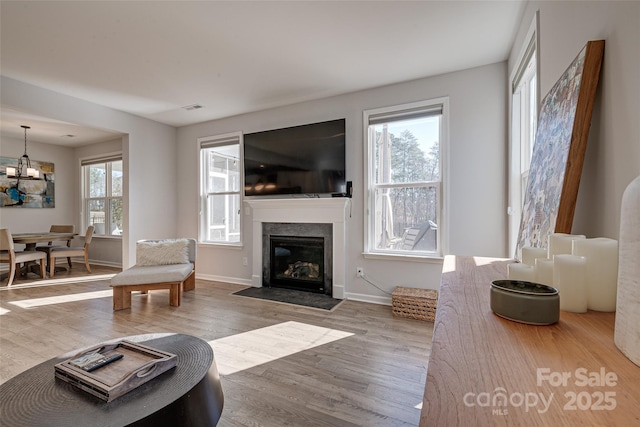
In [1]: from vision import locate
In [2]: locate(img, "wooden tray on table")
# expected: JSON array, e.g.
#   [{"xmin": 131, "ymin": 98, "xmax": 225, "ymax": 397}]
[{"xmin": 54, "ymin": 340, "xmax": 177, "ymax": 402}]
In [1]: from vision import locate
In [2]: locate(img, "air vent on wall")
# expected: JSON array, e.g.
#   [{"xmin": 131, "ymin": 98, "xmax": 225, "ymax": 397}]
[{"xmin": 182, "ymin": 104, "xmax": 204, "ymax": 111}]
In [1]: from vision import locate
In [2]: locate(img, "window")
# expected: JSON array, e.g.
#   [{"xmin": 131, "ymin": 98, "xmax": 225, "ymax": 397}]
[
  {"xmin": 364, "ymin": 98, "xmax": 447, "ymax": 256},
  {"xmin": 509, "ymin": 17, "xmax": 538, "ymax": 254},
  {"xmin": 515, "ymin": 46, "xmax": 537, "ymax": 206},
  {"xmin": 81, "ymin": 156, "xmax": 123, "ymax": 236},
  {"xmin": 199, "ymin": 132, "xmax": 242, "ymax": 245}
]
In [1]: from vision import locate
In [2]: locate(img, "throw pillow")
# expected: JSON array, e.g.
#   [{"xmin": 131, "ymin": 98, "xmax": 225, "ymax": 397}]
[{"xmin": 136, "ymin": 239, "xmax": 190, "ymax": 266}]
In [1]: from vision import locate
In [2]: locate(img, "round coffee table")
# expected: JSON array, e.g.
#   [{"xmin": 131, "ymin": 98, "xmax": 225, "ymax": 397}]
[{"xmin": 0, "ymin": 333, "xmax": 224, "ymax": 427}]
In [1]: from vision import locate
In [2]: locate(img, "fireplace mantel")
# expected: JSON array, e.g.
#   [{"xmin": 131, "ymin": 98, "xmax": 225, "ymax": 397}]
[{"xmin": 246, "ymin": 198, "xmax": 350, "ymax": 299}]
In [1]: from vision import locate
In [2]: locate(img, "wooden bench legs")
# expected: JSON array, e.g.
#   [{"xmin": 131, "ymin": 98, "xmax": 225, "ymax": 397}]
[
  {"xmin": 112, "ymin": 272, "xmax": 195, "ymax": 311},
  {"xmin": 113, "ymin": 283, "xmax": 181, "ymax": 310},
  {"xmin": 184, "ymin": 270, "xmax": 195, "ymax": 291}
]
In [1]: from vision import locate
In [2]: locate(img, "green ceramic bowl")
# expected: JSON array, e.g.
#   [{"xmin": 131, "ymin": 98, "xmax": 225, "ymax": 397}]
[{"xmin": 490, "ymin": 280, "xmax": 559, "ymax": 325}]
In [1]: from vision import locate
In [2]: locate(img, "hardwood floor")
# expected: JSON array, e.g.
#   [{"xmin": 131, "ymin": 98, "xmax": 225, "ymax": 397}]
[{"xmin": 0, "ymin": 264, "xmax": 433, "ymax": 426}]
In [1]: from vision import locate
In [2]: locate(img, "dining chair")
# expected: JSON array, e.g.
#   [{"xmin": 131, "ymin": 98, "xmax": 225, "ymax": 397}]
[
  {"xmin": 0, "ymin": 229, "xmax": 47, "ymax": 286},
  {"xmin": 36, "ymin": 225, "xmax": 76, "ymax": 268},
  {"xmin": 36, "ymin": 225, "xmax": 75, "ymax": 269},
  {"xmin": 47, "ymin": 226, "xmax": 94, "ymax": 277}
]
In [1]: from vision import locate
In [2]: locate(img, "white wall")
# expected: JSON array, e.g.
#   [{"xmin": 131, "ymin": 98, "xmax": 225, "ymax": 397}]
[
  {"xmin": 509, "ymin": 1, "xmax": 640, "ymax": 241},
  {"xmin": 177, "ymin": 62, "xmax": 508, "ymax": 303},
  {"xmin": 1, "ymin": 76, "xmax": 179, "ymax": 268}
]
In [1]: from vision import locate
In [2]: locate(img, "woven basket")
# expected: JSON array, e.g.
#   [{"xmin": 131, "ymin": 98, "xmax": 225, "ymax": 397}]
[{"xmin": 392, "ymin": 286, "xmax": 438, "ymax": 321}]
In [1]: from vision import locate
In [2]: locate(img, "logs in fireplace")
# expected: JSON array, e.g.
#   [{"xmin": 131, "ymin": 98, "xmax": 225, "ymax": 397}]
[{"xmin": 270, "ymin": 235, "xmax": 325, "ymax": 293}]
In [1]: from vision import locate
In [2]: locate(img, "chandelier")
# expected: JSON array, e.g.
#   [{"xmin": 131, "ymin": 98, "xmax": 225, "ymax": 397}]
[{"xmin": 7, "ymin": 125, "xmax": 39, "ymax": 179}]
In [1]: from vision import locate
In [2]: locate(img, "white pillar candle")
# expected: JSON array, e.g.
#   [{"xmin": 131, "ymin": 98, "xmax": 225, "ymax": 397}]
[
  {"xmin": 522, "ymin": 247, "xmax": 548, "ymax": 266},
  {"xmin": 572, "ymin": 237, "xmax": 619, "ymax": 312},
  {"xmin": 553, "ymin": 254, "xmax": 587, "ymax": 313},
  {"xmin": 534, "ymin": 258, "xmax": 554, "ymax": 287},
  {"xmin": 548, "ymin": 233, "xmax": 586, "ymax": 258},
  {"xmin": 508, "ymin": 263, "xmax": 535, "ymax": 282}
]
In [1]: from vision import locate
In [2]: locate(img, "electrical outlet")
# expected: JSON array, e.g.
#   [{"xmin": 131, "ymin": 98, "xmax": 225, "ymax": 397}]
[
  {"xmin": 356, "ymin": 267, "xmax": 364, "ymax": 277},
  {"xmin": 243, "ymin": 257, "xmax": 248, "ymax": 266}
]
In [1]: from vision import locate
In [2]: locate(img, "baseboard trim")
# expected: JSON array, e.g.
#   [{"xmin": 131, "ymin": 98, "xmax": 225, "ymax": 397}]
[
  {"xmin": 48, "ymin": 258, "xmax": 122, "ymax": 269},
  {"xmin": 196, "ymin": 273, "xmax": 253, "ymax": 287},
  {"xmin": 345, "ymin": 292, "xmax": 392, "ymax": 306}
]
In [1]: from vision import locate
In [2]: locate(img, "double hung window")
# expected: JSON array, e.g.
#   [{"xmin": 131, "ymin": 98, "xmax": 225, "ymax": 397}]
[
  {"xmin": 509, "ymin": 19, "xmax": 539, "ymax": 253},
  {"xmin": 199, "ymin": 132, "xmax": 242, "ymax": 245},
  {"xmin": 364, "ymin": 98, "xmax": 447, "ymax": 256},
  {"xmin": 81, "ymin": 156, "xmax": 123, "ymax": 236}
]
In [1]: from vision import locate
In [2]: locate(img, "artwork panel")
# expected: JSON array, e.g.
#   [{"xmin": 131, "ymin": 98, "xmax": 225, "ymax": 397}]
[
  {"xmin": 0, "ymin": 156, "xmax": 55, "ymax": 208},
  {"xmin": 515, "ymin": 41, "xmax": 604, "ymax": 259}
]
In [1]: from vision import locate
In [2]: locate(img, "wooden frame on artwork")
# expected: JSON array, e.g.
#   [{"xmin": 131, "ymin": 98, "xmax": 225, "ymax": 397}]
[{"xmin": 516, "ymin": 40, "xmax": 605, "ymax": 259}]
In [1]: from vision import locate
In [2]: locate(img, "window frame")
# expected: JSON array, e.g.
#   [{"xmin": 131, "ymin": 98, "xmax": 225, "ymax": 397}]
[
  {"xmin": 363, "ymin": 97, "xmax": 449, "ymax": 259},
  {"xmin": 509, "ymin": 12, "xmax": 540, "ymax": 256},
  {"xmin": 80, "ymin": 153, "xmax": 124, "ymax": 239},
  {"xmin": 198, "ymin": 131, "xmax": 243, "ymax": 247}
]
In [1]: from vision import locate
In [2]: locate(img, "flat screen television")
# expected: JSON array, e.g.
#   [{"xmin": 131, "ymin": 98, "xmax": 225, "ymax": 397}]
[{"xmin": 244, "ymin": 119, "xmax": 346, "ymax": 197}]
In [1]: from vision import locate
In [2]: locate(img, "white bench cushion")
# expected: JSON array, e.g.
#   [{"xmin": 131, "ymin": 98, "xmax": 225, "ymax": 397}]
[{"xmin": 111, "ymin": 263, "xmax": 193, "ymax": 286}]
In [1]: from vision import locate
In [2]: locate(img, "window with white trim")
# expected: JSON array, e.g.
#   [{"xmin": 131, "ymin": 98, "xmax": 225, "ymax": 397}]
[
  {"xmin": 81, "ymin": 155, "xmax": 123, "ymax": 237},
  {"xmin": 364, "ymin": 98, "xmax": 447, "ymax": 256},
  {"xmin": 199, "ymin": 132, "xmax": 242, "ymax": 245},
  {"xmin": 509, "ymin": 18, "xmax": 539, "ymax": 254},
  {"xmin": 514, "ymin": 45, "xmax": 537, "ymax": 207}
]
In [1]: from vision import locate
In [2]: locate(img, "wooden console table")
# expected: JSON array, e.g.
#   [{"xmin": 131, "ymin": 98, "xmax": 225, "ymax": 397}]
[{"xmin": 420, "ymin": 255, "xmax": 640, "ymax": 426}]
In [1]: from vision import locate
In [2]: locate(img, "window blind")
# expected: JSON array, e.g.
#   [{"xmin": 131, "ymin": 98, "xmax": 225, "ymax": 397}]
[
  {"xmin": 368, "ymin": 104, "xmax": 443, "ymax": 125},
  {"xmin": 80, "ymin": 154, "xmax": 122, "ymax": 166},
  {"xmin": 200, "ymin": 135, "xmax": 240, "ymax": 149},
  {"xmin": 512, "ymin": 34, "xmax": 536, "ymax": 93}
]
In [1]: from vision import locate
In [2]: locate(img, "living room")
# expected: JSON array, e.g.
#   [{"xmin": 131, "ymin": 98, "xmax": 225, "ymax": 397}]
[
  {"xmin": 2, "ymin": 1, "xmax": 636, "ymax": 304},
  {"xmin": 1, "ymin": 1, "xmax": 639, "ymax": 425}
]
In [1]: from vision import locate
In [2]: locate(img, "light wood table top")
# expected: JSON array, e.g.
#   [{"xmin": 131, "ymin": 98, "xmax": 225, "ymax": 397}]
[
  {"xmin": 420, "ymin": 255, "xmax": 640, "ymax": 426},
  {"xmin": 11, "ymin": 232, "xmax": 76, "ymax": 250}
]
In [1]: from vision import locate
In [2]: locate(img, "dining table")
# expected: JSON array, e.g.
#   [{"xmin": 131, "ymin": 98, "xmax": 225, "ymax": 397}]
[
  {"xmin": 11, "ymin": 232, "xmax": 78, "ymax": 276},
  {"xmin": 12, "ymin": 232, "xmax": 77, "ymax": 251}
]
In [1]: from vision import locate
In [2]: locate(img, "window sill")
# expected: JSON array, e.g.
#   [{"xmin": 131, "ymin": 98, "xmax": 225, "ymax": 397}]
[
  {"xmin": 363, "ymin": 252, "xmax": 444, "ymax": 264},
  {"xmin": 197, "ymin": 242, "xmax": 243, "ymax": 250}
]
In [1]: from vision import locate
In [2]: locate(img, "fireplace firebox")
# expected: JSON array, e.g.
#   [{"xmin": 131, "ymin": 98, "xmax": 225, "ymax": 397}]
[
  {"xmin": 270, "ymin": 236, "xmax": 324, "ymax": 293},
  {"xmin": 262, "ymin": 222, "xmax": 333, "ymax": 296}
]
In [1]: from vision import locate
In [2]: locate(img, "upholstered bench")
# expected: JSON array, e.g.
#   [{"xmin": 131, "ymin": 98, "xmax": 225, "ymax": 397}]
[{"xmin": 111, "ymin": 238, "xmax": 196, "ymax": 311}]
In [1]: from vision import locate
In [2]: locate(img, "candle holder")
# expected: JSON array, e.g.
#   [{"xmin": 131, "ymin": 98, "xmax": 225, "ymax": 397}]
[{"xmin": 490, "ymin": 280, "xmax": 559, "ymax": 325}]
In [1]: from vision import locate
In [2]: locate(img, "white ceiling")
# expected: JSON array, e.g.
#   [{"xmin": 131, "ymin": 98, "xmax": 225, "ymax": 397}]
[{"xmin": 0, "ymin": 1, "xmax": 525, "ymax": 146}]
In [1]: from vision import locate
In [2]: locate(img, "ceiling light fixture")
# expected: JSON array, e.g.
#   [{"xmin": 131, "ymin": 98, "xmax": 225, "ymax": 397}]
[{"xmin": 7, "ymin": 125, "xmax": 39, "ymax": 179}]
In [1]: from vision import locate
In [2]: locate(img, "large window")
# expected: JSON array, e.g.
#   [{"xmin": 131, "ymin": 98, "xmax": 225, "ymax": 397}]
[
  {"xmin": 514, "ymin": 47, "xmax": 537, "ymax": 207},
  {"xmin": 364, "ymin": 98, "xmax": 447, "ymax": 257},
  {"xmin": 509, "ymin": 17, "xmax": 539, "ymax": 254},
  {"xmin": 199, "ymin": 132, "xmax": 242, "ymax": 245},
  {"xmin": 82, "ymin": 156, "xmax": 123, "ymax": 236}
]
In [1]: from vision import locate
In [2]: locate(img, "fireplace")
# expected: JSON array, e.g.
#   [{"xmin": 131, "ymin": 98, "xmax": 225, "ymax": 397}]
[
  {"xmin": 262, "ymin": 222, "xmax": 333, "ymax": 296},
  {"xmin": 248, "ymin": 198, "xmax": 349, "ymax": 299},
  {"xmin": 270, "ymin": 235, "xmax": 325, "ymax": 293}
]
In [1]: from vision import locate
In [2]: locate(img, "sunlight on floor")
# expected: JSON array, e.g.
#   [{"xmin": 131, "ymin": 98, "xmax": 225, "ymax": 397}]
[
  {"xmin": 0, "ymin": 274, "xmax": 116, "ymax": 291},
  {"xmin": 7, "ymin": 290, "xmax": 113, "ymax": 309},
  {"xmin": 0, "ymin": 306, "xmax": 10, "ymax": 315},
  {"xmin": 209, "ymin": 321, "xmax": 354, "ymax": 375},
  {"xmin": 415, "ymin": 401, "xmax": 423, "ymax": 409}
]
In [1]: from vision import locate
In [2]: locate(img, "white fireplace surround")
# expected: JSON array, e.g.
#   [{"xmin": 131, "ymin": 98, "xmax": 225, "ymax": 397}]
[{"xmin": 247, "ymin": 198, "xmax": 350, "ymax": 299}]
